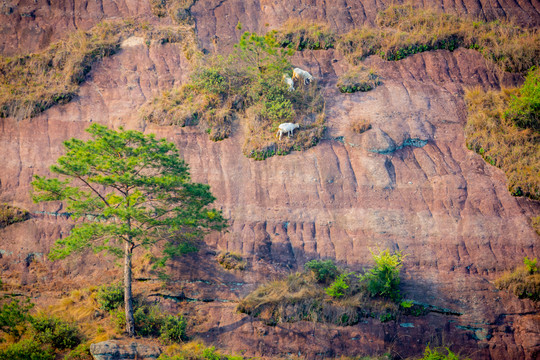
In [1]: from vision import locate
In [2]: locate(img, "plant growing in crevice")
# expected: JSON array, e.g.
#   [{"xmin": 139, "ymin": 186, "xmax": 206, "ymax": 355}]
[
  {"xmin": 142, "ymin": 30, "xmax": 326, "ymax": 159},
  {"xmin": 0, "ymin": 204, "xmax": 30, "ymax": 228},
  {"xmin": 464, "ymin": 69, "xmax": 539, "ymax": 200},
  {"xmin": 337, "ymin": 66, "xmax": 381, "ymax": 93},
  {"xmin": 217, "ymin": 252, "xmax": 246, "ymax": 270},
  {"xmin": 238, "ymin": 250, "xmax": 414, "ymax": 326},
  {"xmin": 495, "ymin": 257, "xmax": 539, "ymax": 301}
]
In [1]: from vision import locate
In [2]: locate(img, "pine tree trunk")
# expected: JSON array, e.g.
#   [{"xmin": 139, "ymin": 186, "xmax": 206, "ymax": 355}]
[{"xmin": 124, "ymin": 241, "xmax": 135, "ymax": 337}]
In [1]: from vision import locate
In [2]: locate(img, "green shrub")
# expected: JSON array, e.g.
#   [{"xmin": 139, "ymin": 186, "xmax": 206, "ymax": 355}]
[
  {"xmin": 96, "ymin": 282, "xmax": 124, "ymax": 311},
  {"xmin": 0, "ymin": 339, "xmax": 54, "ymax": 360},
  {"xmin": 524, "ymin": 256, "xmax": 538, "ymax": 274},
  {"xmin": 134, "ymin": 305, "xmax": 163, "ymax": 337},
  {"xmin": 495, "ymin": 257, "xmax": 540, "ymax": 301},
  {"xmin": 418, "ymin": 345, "xmax": 467, "ymax": 360},
  {"xmin": 361, "ymin": 249, "xmax": 404, "ymax": 301},
  {"xmin": 0, "ymin": 297, "xmax": 33, "ymax": 339},
  {"xmin": 110, "ymin": 307, "xmax": 126, "ymax": 332},
  {"xmin": 337, "ymin": 67, "xmax": 381, "ymax": 93},
  {"xmin": 160, "ymin": 315, "xmax": 187, "ymax": 343},
  {"xmin": 505, "ymin": 67, "xmax": 540, "ymax": 131},
  {"xmin": 325, "ymin": 273, "xmax": 352, "ymax": 298},
  {"xmin": 143, "ymin": 30, "xmax": 326, "ymax": 159},
  {"xmin": 64, "ymin": 343, "xmax": 92, "ymax": 360},
  {"xmin": 31, "ymin": 315, "xmax": 82, "ymax": 350},
  {"xmin": 304, "ymin": 259, "xmax": 340, "ymax": 284}
]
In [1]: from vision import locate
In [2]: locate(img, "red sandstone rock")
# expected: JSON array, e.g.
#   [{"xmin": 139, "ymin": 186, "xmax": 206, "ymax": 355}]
[{"xmin": 0, "ymin": 2, "xmax": 539, "ymax": 359}]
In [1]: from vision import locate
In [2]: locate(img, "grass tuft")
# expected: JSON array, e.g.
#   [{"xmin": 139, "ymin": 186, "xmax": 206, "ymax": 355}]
[
  {"xmin": 464, "ymin": 74, "xmax": 539, "ymax": 200},
  {"xmin": 349, "ymin": 118, "xmax": 372, "ymax": 134},
  {"xmin": 0, "ymin": 204, "xmax": 30, "ymax": 229},
  {"xmin": 275, "ymin": 19, "xmax": 336, "ymax": 50},
  {"xmin": 337, "ymin": 66, "xmax": 381, "ymax": 93},
  {"xmin": 495, "ymin": 258, "xmax": 539, "ymax": 301},
  {"xmin": 333, "ymin": 4, "xmax": 539, "ymax": 73},
  {"xmin": 0, "ymin": 21, "xmax": 199, "ymax": 120},
  {"xmin": 216, "ymin": 252, "xmax": 246, "ymax": 270}
]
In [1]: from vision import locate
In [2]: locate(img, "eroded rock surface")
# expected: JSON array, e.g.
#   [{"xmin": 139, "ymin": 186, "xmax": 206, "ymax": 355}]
[{"xmin": 0, "ymin": 1, "xmax": 539, "ymax": 359}]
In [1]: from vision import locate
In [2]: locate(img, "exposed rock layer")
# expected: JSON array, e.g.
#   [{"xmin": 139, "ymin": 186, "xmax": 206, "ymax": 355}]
[{"xmin": 0, "ymin": 1, "xmax": 539, "ymax": 359}]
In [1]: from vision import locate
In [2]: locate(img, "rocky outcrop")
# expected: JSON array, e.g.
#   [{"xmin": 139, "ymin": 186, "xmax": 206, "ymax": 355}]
[
  {"xmin": 90, "ymin": 341, "xmax": 161, "ymax": 360},
  {"xmin": 0, "ymin": 1, "xmax": 539, "ymax": 359}
]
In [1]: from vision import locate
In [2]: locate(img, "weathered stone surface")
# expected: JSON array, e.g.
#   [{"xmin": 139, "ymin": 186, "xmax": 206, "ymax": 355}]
[
  {"xmin": 90, "ymin": 340, "xmax": 161, "ymax": 360},
  {"xmin": 0, "ymin": 1, "xmax": 539, "ymax": 359}
]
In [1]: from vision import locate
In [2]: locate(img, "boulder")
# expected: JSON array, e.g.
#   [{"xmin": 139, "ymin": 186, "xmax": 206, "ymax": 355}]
[{"xmin": 90, "ymin": 341, "xmax": 161, "ymax": 360}]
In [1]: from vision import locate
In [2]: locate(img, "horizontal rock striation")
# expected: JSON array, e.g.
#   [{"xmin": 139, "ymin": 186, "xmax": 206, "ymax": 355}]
[{"xmin": 0, "ymin": 1, "xmax": 538, "ymax": 359}]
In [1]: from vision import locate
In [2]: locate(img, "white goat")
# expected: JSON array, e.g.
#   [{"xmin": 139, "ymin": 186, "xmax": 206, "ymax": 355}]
[
  {"xmin": 292, "ymin": 67, "xmax": 314, "ymax": 85},
  {"xmin": 283, "ymin": 74, "xmax": 295, "ymax": 92},
  {"xmin": 276, "ymin": 123, "xmax": 300, "ymax": 140}
]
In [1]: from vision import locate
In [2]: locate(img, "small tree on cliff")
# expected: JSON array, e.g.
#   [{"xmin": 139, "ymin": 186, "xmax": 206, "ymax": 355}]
[{"xmin": 31, "ymin": 124, "xmax": 227, "ymax": 336}]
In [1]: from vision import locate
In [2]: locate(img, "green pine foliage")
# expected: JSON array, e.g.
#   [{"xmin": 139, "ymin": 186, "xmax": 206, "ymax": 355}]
[
  {"xmin": 160, "ymin": 315, "xmax": 188, "ymax": 343},
  {"xmin": 31, "ymin": 124, "xmax": 227, "ymax": 336},
  {"xmin": 0, "ymin": 339, "xmax": 55, "ymax": 360},
  {"xmin": 96, "ymin": 282, "xmax": 124, "ymax": 311},
  {"xmin": 30, "ymin": 315, "xmax": 82, "ymax": 350}
]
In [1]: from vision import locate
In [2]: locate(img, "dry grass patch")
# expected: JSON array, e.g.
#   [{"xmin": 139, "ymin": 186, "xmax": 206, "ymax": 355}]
[
  {"xmin": 337, "ymin": 66, "xmax": 381, "ymax": 93},
  {"xmin": 142, "ymin": 31, "xmax": 327, "ymax": 160},
  {"xmin": 275, "ymin": 19, "xmax": 336, "ymax": 50},
  {"xmin": 334, "ymin": 4, "xmax": 539, "ymax": 72},
  {"xmin": 349, "ymin": 118, "xmax": 372, "ymax": 134},
  {"xmin": 237, "ymin": 272, "xmax": 400, "ymax": 326},
  {"xmin": 0, "ymin": 204, "xmax": 30, "ymax": 229},
  {"xmin": 150, "ymin": 0, "xmax": 197, "ymax": 25},
  {"xmin": 532, "ymin": 216, "xmax": 540, "ymax": 236},
  {"xmin": 464, "ymin": 82, "xmax": 539, "ymax": 200},
  {"xmin": 495, "ymin": 257, "xmax": 539, "ymax": 301},
  {"xmin": 0, "ymin": 20, "xmax": 198, "ymax": 120},
  {"xmin": 160, "ymin": 342, "xmax": 247, "ymax": 360},
  {"xmin": 216, "ymin": 252, "xmax": 246, "ymax": 271}
]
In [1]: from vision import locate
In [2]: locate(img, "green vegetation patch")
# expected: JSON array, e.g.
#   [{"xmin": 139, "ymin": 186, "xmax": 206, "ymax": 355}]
[
  {"xmin": 238, "ymin": 250, "xmax": 424, "ymax": 326},
  {"xmin": 465, "ymin": 67, "xmax": 539, "ymax": 200},
  {"xmin": 495, "ymin": 257, "xmax": 539, "ymax": 301},
  {"xmin": 0, "ymin": 20, "xmax": 197, "ymax": 120},
  {"xmin": 0, "ymin": 296, "xmax": 83, "ymax": 360},
  {"xmin": 416, "ymin": 346, "xmax": 470, "ymax": 360},
  {"xmin": 337, "ymin": 66, "xmax": 381, "ymax": 93},
  {"xmin": 159, "ymin": 342, "xmax": 246, "ymax": 360},
  {"xmin": 142, "ymin": 31, "xmax": 326, "ymax": 160},
  {"xmin": 0, "ymin": 204, "xmax": 30, "ymax": 229}
]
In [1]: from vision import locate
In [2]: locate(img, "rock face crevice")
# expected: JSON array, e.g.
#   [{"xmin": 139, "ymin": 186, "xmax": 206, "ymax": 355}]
[{"xmin": 0, "ymin": 2, "xmax": 539, "ymax": 359}]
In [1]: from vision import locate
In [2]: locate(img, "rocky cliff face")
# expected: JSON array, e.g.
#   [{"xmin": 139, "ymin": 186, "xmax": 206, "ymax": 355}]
[{"xmin": 0, "ymin": 1, "xmax": 539, "ymax": 359}]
